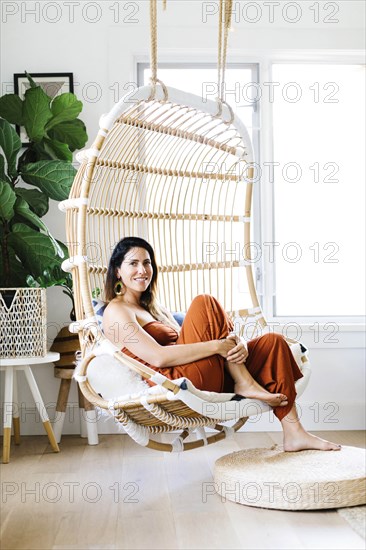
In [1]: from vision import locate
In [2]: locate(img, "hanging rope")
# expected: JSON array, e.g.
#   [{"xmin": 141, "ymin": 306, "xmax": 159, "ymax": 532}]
[
  {"xmin": 149, "ymin": 0, "xmax": 168, "ymax": 100},
  {"xmin": 215, "ymin": 0, "xmax": 235, "ymax": 123},
  {"xmin": 217, "ymin": 0, "xmax": 233, "ymax": 101},
  {"xmin": 149, "ymin": 0, "xmax": 233, "ymax": 117},
  {"xmin": 150, "ymin": 0, "xmax": 158, "ymax": 84}
]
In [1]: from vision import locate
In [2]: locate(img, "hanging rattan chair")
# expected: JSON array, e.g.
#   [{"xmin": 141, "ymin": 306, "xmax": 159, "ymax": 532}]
[
  {"xmin": 59, "ymin": 1, "xmax": 311, "ymax": 451},
  {"xmin": 60, "ymin": 82, "xmax": 311, "ymax": 451}
]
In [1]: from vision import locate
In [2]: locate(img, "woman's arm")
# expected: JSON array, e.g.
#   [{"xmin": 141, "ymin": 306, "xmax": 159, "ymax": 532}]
[{"xmin": 102, "ymin": 302, "xmax": 235, "ymax": 368}]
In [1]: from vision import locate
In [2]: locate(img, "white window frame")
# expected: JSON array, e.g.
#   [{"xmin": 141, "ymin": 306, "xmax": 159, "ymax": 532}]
[{"xmin": 135, "ymin": 53, "xmax": 366, "ymax": 341}]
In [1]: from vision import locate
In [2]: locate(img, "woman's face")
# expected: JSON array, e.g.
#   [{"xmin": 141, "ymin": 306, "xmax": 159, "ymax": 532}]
[{"xmin": 116, "ymin": 247, "xmax": 153, "ymax": 293}]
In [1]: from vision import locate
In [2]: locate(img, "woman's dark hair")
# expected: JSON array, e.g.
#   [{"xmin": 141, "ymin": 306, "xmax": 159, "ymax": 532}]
[{"xmin": 104, "ymin": 236, "xmax": 180, "ymax": 331}]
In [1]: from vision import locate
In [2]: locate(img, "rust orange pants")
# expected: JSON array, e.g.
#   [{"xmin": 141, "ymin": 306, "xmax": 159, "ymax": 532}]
[{"xmin": 154, "ymin": 295, "xmax": 303, "ymax": 420}]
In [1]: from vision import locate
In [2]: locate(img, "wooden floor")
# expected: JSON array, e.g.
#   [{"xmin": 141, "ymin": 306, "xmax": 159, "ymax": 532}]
[{"xmin": 0, "ymin": 430, "xmax": 365, "ymax": 550}]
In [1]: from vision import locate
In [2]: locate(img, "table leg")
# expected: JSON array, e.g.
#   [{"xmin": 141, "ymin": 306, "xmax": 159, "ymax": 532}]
[
  {"xmin": 23, "ymin": 366, "xmax": 60, "ymax": 453},
  {"xmin": 78, "ymin": 385, "xmax": 87, "ymax": 438},
  {"xmin": 12, "ymin": 370, "xmax": 20, "ymax": 445},
  {"xmin": 3, "ymin": 368, "xmax": 14, "ymax": 463},
  {"xmin": 78, "ymin": 386, "xmax": 99, "ymax": 445},
  {"xmin": 53, "ymin": 378, "xmax": 71, "ymax": 444}
]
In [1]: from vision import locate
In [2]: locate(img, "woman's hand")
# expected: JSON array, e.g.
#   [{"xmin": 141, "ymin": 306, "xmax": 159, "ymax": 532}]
[
  {"xmin": 216, "ymin": 336, "xmax": 237, "ymax": 359},
  {"xmin": 216, "ymin": 334, "xmax": 248, "ymax": 362},
  {"xmin": 225, "ymin": 334, "xmax": 249, "ymax": 364}
]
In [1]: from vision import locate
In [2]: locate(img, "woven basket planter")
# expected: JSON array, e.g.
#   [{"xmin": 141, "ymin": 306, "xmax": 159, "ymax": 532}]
[{"xmin": 0, "ymin": 288, "xmax": 47, "ymax": 358}]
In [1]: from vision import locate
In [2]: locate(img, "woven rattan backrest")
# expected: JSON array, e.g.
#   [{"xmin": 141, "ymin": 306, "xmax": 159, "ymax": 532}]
[{"xmin": 64, "ymin": 86, "xmax": 266, "ymax": 346}]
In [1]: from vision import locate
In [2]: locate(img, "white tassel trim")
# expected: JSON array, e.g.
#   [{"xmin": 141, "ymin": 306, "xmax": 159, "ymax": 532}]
[
  {"xmin": 74, "ymin": 374, "xmax": 87, "ymax": 383},
  {"xmin": 150, "ymin": 373, "xmax": 169, "ymax": 386},
  {"xmin": 69, "ymin": 317, "xmax": 98, "ymax": 334},
  {"xmin": 58, "ymin": 197, "xmax": 88, "ymax": 212},
  {"xmin": 196, "ymin": 426, "xmax": 208, "ymax": 445},
  {"xmin": 61, "ymin": 256, "xmax": 88, "ymax": 273},
  {"xmin": 238, "ymin": 260, "xmax": 251, "ymax": 267},
  {"xmin": 171, "ymin": 435, "xmax": 185, "ymax": 453},
  {"xmin": 222, "ymin": 425, "xmax": 235, "ymax": 438},
  {"xmin": 94, "ymin": 339, "xmax": 119, "ymax": 355}
]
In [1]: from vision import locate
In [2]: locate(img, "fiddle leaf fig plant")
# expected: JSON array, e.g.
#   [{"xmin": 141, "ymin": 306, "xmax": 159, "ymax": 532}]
[{"xmin": 0, "ymin": 72, "xmax": 87, "ymax": 308}]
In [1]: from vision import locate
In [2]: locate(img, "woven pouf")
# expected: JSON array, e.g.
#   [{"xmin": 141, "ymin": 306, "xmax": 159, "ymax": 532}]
[{"xmin": 214, "ymin": 446, "xmax": 366, "ymax": 510}]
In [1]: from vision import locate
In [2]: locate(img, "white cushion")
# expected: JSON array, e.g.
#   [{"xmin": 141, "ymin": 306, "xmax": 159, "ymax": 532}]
[{"xmin": 86, "ymin": 354, "xmax": 149, "ymax": 401}]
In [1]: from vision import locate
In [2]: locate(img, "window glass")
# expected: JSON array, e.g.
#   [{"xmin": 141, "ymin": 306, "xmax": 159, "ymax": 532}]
[{"xmin": 272, "ymin": 64, "xmax": 365, "ymax": 316}]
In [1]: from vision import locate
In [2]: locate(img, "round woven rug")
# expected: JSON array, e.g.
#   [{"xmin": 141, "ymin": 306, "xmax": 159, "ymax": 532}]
[
  {"xmin": 337, "ymin": 505, "xmax": 366, "ymax": 539},
  {"xmin": 214, "ymin": 445, "xmax": 366, "ymax": 510}
]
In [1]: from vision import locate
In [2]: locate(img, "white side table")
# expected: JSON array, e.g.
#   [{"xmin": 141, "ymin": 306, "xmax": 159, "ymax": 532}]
[{"xmin": 0, "ymin": 352, "xmax": 60, "ymax": 463}]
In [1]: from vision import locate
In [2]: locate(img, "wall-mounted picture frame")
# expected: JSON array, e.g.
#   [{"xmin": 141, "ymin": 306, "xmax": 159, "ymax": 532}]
[{"xmin": 13, "ymin": 72, "xmax": 74, "ymax": 146}]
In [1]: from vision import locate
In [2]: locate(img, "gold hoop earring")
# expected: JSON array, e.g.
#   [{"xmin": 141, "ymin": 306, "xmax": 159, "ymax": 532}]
[{"xmin": 114, "ymin": 279, "xmax": 124, "ymax": 296}]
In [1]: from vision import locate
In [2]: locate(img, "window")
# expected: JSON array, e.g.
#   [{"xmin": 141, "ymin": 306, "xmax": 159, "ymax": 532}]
[{"xmin": 271, "ymin": 63, "xmax": 365, "ymax": 318}]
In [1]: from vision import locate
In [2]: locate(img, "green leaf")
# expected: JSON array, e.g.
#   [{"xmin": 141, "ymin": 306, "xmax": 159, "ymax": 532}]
[
  {"xmin": 32, "ymin": 139, "xmax": 72, "ymax": 162},
  {"xmin": 26, "ymin": 274, "xmax": 39, "ymax": 287},
  {"xmin": 46, "ymin": 93, "xmax": 83, "ymax": 131},
  {"xmin": 30, "ymin": 141, "xmax": 55, "ymax": 161},
  {"xmin": 25, "ymin": 72, "xmax": 38, "ymax": 89},
  {"xmin": 27, "ymin": 264, "xmax": 70, "ymax": 288},
  {"xmin": 0, "ymin": 245, "xmax": 27, "ymax": 287},
  {"xmin": 7, "ymin": 223, "xmax": 63, "ymax": 279},
  {"xmin": 15, "ymin": 187, "xmax": 49, "ymax": 216},
  {"xmin": 0, "ymin": 154, "xmax": 9, "ymax": 182},
  {"xmin": 48, "ymin": 119, "xmax": 88, "ymax": 152},
  {"xmin": 22, "ymin": 86, "xmax": 52, "ymax": 142},
  {"xmin": 0, "ymin": 179, "xmax": 16, "ymax": 221},
  {"xmin": 42, "ymin": 138, "xmax": 73, "ymax": 162},
  {"xmin": 56, "ymin": 241, "xmax": 71, "ymax": 274},
  {"xmin": 14, "ymin": 197, "xmax": 63, "ymax": 256},
  {"xmin": 20, "ymin": 160, "xmax": 76, "ymax": 201},
  {"xmin": 11, "ymin": 212, "xmax": 41, "ymax": 231},
  {"xmin": 92, "ymin": 287, "xmax": 101, "ymax": 299},
  {"xmin": 0, "ymin": 119, "xmax": 22, "ymax": 178},
  {"xmin": 0, "ymin": 94, "xmax": 23, "ymax": 126}
]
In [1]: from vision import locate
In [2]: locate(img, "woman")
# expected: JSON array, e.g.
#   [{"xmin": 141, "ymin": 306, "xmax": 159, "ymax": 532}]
[{"xmin": 103, "ymin": 237, "xmax": 341, "ymax": 452}]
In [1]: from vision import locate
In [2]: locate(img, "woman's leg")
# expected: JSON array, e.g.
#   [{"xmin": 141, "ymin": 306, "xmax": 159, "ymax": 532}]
[
  {"xmin": 171, "ymin": 294, "xmax": 234, "ymax": 392},
  {"xmin": 244, "ymin": 332, "xmax": 303, "ymax": 420},
  {"xmin": 225, "ymin": 360, "xmax": 289, "ymax": 407},
  {"xmin": 176, "ymin": 295, "xmax": 290, "ymax": 400},
  {"xmin": 281, "ymin": 404, "xmax": 341, "ymax": 451},
  {"xmin": 123, "ymin": 294, "xmax": 232, "ymax": 391},
  {"xmin": 176, "ymin": 296, "xmax": 290, "ymax": 402},
  {"xmin": 243, "ymin": 333, "xmax": 341, "ymax": 450}
]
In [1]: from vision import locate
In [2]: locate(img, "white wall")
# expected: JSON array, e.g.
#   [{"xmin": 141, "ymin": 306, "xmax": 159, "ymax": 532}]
[{"xmin": 1, "ymin": 1, "xmax": 365, "ymax": 436}]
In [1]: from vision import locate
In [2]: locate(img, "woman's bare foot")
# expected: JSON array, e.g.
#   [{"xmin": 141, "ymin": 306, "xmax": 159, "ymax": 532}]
[
  {"xmin": 225, "ymin": 360, "xmax": 288, "ymax": 407},
  {"xmin": 283, "ymin": 431, "xmax": 342, "ymax": 452},
  {"xmin": 234, "ymin": 382, "xmax": 288, "ymax": 408},
  {"xmin": 281, "ymin": 405, "xmax": 342, "ymax": 452}
]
